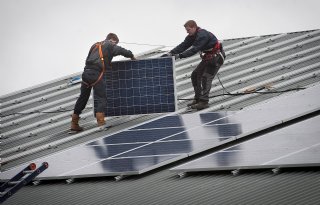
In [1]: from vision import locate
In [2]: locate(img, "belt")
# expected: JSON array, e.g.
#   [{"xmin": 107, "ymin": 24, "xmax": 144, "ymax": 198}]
[{"xmin": 200, "ymin": 51, "xmax": 224, "ymax": 62}]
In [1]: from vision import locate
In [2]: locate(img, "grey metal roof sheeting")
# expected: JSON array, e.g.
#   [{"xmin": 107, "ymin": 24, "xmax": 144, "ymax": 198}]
[
  {"xmin": 2, "ymin": 167, "xmax": 320, "ymax": 205},
  {"xmin": 1, "ymin": 29, "xmax": 320, "ymax": 205}
]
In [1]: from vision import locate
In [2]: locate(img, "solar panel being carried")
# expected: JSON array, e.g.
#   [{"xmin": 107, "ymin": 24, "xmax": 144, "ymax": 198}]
[{"xmin": 94, "ymin": 57, "xmax": 177, "ymax": 116}]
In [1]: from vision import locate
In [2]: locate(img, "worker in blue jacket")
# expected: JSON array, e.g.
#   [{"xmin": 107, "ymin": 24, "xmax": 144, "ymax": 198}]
[
  {"xmin": 71, "ymin": 33, "xmax": 136, "ymax": 132},
  {"xmin": 162, "ymin": 20, "xmax": 225, "ymax": 110}
]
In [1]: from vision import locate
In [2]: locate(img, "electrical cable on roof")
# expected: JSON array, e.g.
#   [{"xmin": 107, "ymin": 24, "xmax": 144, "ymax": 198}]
[
  {"xmin": 217, "ymin": 73, "xmax": 230, "ymax": 101},
  {"xmin": 177, "ymin": 88, "xmax": 306, "ymax": 101},
  {"xmin": 178, "ymin": 75, "xmax": 306, "ymax": 101},
  {"xmin": 217, "ymin": 74, "xmax": 232, "ymax": 95}
]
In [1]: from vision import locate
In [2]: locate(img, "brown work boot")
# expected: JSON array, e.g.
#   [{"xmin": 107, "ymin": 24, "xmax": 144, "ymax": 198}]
[
  {"xmin": 96, "ymin": 112, "xmax": 106, "ymax": 126},
  {"xmin": 71, "ymin": 114, "xmax": 83, "ymax": 131},
  {"xmin": 191, "ymin": 101, "xmax": 209, "ymax": 110},
  {"xmin": 187, "ymin": 99, "xmax": 198, "ymax": 107}
]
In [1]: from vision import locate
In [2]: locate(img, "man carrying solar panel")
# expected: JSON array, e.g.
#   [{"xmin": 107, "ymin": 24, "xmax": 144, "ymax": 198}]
[
  {"xmin": 161, "ymin": 20, "xmax": 225, "ymax": 110},
  {"xmin": 71, "ymin": 33, "xmax": 136, "ymax": 132}
]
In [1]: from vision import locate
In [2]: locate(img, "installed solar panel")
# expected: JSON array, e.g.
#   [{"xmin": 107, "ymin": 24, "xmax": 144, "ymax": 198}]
[
  {"xmin": 0, "ymin": 112, "xmax": 235, "ymax": 180},
  {"xmin": 94, "ymin": 57, "xmax": 177, "ymax": 116},
  {"xmin": 170, "ymin": 114, "xmax": 320, "ymax": 174},
  {"xmin": 1, "ymin": 85, "xmax": 319, "ymax": 181}
]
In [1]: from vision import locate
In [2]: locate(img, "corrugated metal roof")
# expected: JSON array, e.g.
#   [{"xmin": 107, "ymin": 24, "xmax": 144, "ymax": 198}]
[
  {"xmin": 1, "ymin": 29, "xmax": 320, "ymax": 204},
  {"xmin": 2, "ymin": 167, "xmax": 320, "ymax": 205}
]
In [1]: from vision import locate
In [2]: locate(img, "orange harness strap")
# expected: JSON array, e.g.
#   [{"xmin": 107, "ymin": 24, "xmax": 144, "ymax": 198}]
[{"xmin": 83, "ymin": 42, "xmax": 107, "ymax": 87}]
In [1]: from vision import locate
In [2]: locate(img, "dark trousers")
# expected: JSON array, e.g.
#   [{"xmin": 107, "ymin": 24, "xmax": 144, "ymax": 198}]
[
  {"xmin": 191, "ymin": 57, "xmax": 221, "ymax": 102},
  {"xmin": 73, "ymin": 76, "xmax": 106, "ymax": 115}
]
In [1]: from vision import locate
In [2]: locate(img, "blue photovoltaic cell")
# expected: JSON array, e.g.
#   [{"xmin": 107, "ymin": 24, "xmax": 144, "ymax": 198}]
[{"xmin": 94, "ymin": 57, "xmax": 176, "ymax": 116}]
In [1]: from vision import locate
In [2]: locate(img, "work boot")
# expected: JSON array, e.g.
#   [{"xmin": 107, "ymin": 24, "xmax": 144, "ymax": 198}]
[
  {"xmin": 187, "ymin": 99, "xmax": 198, "ymax": 107},
  {"xmin": 191, "ymin": 101, "xmax": 209, "ymax": 110},
  {"xmin": 71, "ymin": 114, "xmax": 83, "ymax": 131},
  {"xmin": 96, "ymin": 112, "xmax": 106, "ymax": 126}
]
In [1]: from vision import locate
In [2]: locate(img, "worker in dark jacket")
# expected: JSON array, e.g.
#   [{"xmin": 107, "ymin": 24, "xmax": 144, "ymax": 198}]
[
  {"xmin": 161, "ymin": 20, "xmax": 225, "ymax": 110},
  {"xmin": 71, "ymin": 33, "xmax": 136, "ymax": 131}
]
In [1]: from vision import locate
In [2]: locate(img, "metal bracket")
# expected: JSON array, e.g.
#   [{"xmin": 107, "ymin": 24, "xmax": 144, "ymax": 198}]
[
  {"xmin": 66, "ymin": 178, "xmax": 75, "ymax": 184},
  {"xmin": 178, "ymin": 172, "xmax": 187, "ymax": 178},
  {"xmin": 32, "ymin": 180, "xmax": 41, "ymax": 186},
  {"xmin": 115, "ymin": 175, "xmax": 126, "ymax": 181},
  {"xmin": 231, "ymin": 169, "xmax": 240, "ymax": 176},
  {"xmin": 272, "ymin": 167, "xmax": 281, "ymax": 174}
]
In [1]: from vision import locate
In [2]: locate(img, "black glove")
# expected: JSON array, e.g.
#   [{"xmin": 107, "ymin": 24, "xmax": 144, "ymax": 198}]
[
  {"xmin": 160, "ymin": 52, "xmax": 172, "ymax": 58},
  {"xmin": 174, "ymin": 54, "xmax": 181, "ymax": 60}
]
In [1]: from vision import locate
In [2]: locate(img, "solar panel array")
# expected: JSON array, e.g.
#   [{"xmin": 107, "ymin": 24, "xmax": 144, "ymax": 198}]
[
  {"xmin": 94, "ymin": 57, "xmax": 177, "ymax": 116},
  {"xmin": 170, "ymin": 114, "xmax": 320, "ymax": 173},
  {"xmin": 170, "ymin": 85, "xmax": 320, "ymax": 174},
  {"xmin": 0, "ymin": 111, "xmax": 238, "ymax": 180},
  {"xmin": 1, "ymin": 85, "xmax": 319, "ymax": 181}
]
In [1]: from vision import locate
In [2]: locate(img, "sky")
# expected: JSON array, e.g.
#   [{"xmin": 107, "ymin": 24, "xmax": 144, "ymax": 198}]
[{"xmin": 1, "ymin": 0, "xmax": 320, "ymax": 96}]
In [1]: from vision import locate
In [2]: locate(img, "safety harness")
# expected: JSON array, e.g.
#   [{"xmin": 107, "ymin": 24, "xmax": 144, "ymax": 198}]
[
  {"xmin": 193, "ymin": 28, "xmax": 225, "ymax": 63},
  {"xmin": 200, "ymin": 41, "xmax": 225, "ymax": 63},
  {"xmin": 82, "ymin": 42, "xmax": 107, "ymax": 87}
]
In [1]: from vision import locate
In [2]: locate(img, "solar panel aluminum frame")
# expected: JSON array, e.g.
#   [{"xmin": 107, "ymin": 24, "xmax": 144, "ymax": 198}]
[{"xmin": 170, "ymin": 163, "xmax": 320, "ymax": 174}]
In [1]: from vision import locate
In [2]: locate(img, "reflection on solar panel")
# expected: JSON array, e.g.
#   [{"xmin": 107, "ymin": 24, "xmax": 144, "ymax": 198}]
[
  {"xmin": 170, "ymin": 114, "xmax": 320, "ymax": 174},
  {"xmin": 0, "ymin": 112, "xmax": 236, "ymax": 180},
  {"xmin": 94, "ymin": 57, "xmax": 177, "ymax": 116},
  {"xmin": 1, "ymin": 85, "xmax": 319, "ymax": 181}
]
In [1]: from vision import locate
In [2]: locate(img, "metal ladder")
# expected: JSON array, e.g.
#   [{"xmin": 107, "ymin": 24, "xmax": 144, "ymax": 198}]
[{"xmin": 0, "ymin": 162, "xmax": 48, "ymax": 203}]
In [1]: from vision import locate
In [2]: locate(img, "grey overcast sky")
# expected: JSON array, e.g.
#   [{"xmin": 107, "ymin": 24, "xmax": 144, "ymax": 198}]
[{"xmin": 1, "ymin": 0, "xmax": 320, "ymax": 96}]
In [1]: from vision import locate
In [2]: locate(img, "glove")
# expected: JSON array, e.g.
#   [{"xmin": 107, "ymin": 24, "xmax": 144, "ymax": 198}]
[
  {"xmin": 174, "ymin": 54, "xmax": 181, "ymax": 60},
  {"xmin": 160, "ymin": 52, "xmax": 172, "ymax": 58}
]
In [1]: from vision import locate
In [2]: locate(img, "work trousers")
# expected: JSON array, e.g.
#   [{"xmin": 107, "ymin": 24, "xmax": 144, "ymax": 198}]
[
  {"xmin": 191, "ymin": 57, "xmax": 221, "ymax": 102},
  {"xmin": 73, "ymin": 69, "xmax": 106, "ymax": 115}
]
